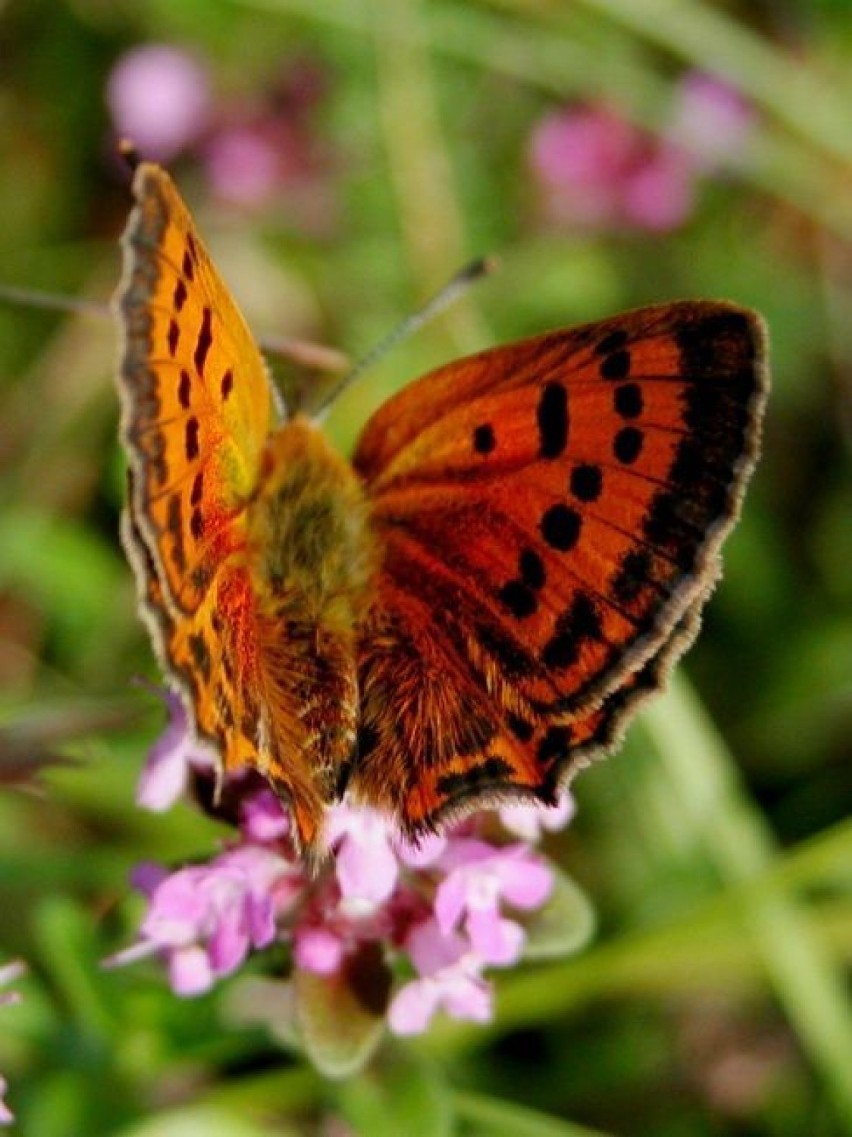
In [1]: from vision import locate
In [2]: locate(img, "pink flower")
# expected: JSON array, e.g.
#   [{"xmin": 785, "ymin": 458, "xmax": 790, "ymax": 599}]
[
  {"xmin": 0, "ymin": 1078, "xmax": 12, "ymax": 1128},
  {"xmin": 670, "ymin": 72, "xmax": 754, "ymax": 171},
  {"xmin": 115, "ymin": 708, "xmax": 581, "ymax": 1065},
  {"xmin": 240, "ymin": 786, "xmax": 291, "ymax": 843},
  {"xmin": 293, "ymin": 926, "xmax": 345, "ymax": 976},
  {"xmin": 326, "ymin": 803, "xmax": 400, "ymax": 909},
  {"xmin": 0, "ymin": 961, "xmax": 24, "ymax": 1008},
  {"xmin": 530, "ymin": 104, "xmax": 695, "ymax": 232},
  {"xmin": 105, "ymin": 49, "xmax": 336, "ymax": 227},
  {"xmin": 107, "ymin": 45, "xmax": 211, "ymax": 161},
  {"xmin": 0, "ymin": 960, "xmax": 25, "ymax": 1127},
  {"xmin": 622, "ymin": 147, "xmax": 694, "ymax": 231},
  {"xmin": 434, "ymin": 840, "xmax": 553, "ymax": 965},
  {"xmin": 499, "ymin": 792, "xmax": 575, "ymax": 841},
  {"xmin": 388, "ymin": 921, "xmax": 492, "ymax": 1035},
  {"xmin": 203, "ymin": 126, "xmax": 284, "ymax": 207},
  {"xmin": 530, "ymin": 106, "xmax": 639, "ymax": 229},
  {"xmin": 135, "ymin": 689, "xmax": 215, "ymax": 812},
  {"xmin": 290, "ymin": 870, "xmax": 379, "ymax": 978},
  {"xmin": 112, "ymin": 847, "xmax": 300, "ymax": 994},
  {"xmin": 529, "ymin": 71, "xmax": 752, "ymax": 232}
]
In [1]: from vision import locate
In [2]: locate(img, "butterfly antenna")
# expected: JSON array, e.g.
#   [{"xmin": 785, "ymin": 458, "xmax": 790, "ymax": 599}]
[
  {"xmin": 314, "ymin": 255, "xmax": 498, "ymax": 415},
  {"xmin": 0, "ymin": 283, "xmax": 109, "ymax": 319}
]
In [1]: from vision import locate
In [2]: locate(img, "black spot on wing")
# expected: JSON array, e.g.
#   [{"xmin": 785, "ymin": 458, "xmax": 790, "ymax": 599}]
[
  {"xmin": 519, "ymin": 548, "xmax": 546, "ymax": 591},
  {"xmin": 190, "ymin": 471, "xmax": 204, "ymax": 506},
  {"xmin": 166, "ymin": 494, "xmax": 186, "ymax": 573},
  {"xmin": 194, "ymin": 307, "xmax": 213, "ymax": 376},
  {"xmin": 570, "ymin": 464, "xmax": 602, "ymax": 503},
  {"xmin": 614, "ymin": 426, "xmax": 643, "ymax": 465},
  {"xmin": 537, "ymin": 725, "xmax": 572, "ymax": 767},
  {"xmin": 599, "ymin": 350, "xmax": 631, "ymax": 381},
  {"xmin": 614, "ymin": 382, "xmax": 643, "ymax": 418},
  {"xmin": 185, "ymin": 416, "xmax": 200, "ymax": 462},
  {"xmin": 542, "ymin": 592, "xmax": 603, "ymax": 670},
  {"xmin": 182, "ymin": 237, "xmax": 197, "ymax": 281},
  {"xmin": 473, "ymin": 620, "xmax": 537, "ymax": 680},
  {"xmin": 173, "ymin": 278, "xmax": 188, "ymax": 312},
  {"xmin": 611, "ymin": 548, "xmax": 653, "ymax": 605},
  {"xmin": 498, "ymin": 580, "xmax": 538, "ymax": 619},
  {"xmin": 594, "ymin": 329, "xmax": 628, "ymax": 356},
  {"xmin": 541, "ymin": 504, "xmax": 581, "ymax": 551},
  {"xmin": 507, "ymin": 714, "xmax": 535, "ymax": 743},
  {"xmin": 499, "ymin": 548, "xmax": 548, "ymax": 619},
  {"xmin": 473, "ymin": 423, "xmax": 495, "ymax": 454},
  {"xmin": 435, "ymin": 755, "xmax": 514, "ymax": 798},
  {"xmin": 188, "ymin": 632, "xmax": 212, "ymax": 681},
  {"xmin": 537, "ymin": 381, "xmax": 569, "ymax": 458},
  {"xmin": 178, "ymin": 369, "xmax": 192, "ymax": 410}
]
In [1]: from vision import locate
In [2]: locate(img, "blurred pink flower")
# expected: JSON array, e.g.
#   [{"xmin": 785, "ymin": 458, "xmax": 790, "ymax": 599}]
[
  {"xmin": 622, "ymin": 148, "xmax": 694, "ymax": 231},
  {"xmin": 670, "ymin": 71, "xmax": 754, "ymax": 171},
  {"xmin": 105, "ymin": 47, "xmax": 336, "ymax": 226},
  {"xmin": 529, "ymin": 71, "xmax": 753, "ymax": 232},
  {"xmin": 200, "ymin": 110, "xmax": 332, "ymax": 218},
  {"xmin": 107, "ymin": 44, "xmax": 211, "ymax": 161},
  {"xmin": 0, "ymin": 960, "xmax": 25, "ymax": 1127},
  {"xmin": 530, "ymin": 104, "xmax": 694, "ymax": 232},
  {"xmin": 114, "ymin": 692, "xmax": 579, "ymax": 1059},
  {"xmin": 0, "ymin": 1079, "xmax": 11, "ymax": 1128},
  {"xmin": 203, "ymin": 125, "xmax": 284, "ymax": 207}
]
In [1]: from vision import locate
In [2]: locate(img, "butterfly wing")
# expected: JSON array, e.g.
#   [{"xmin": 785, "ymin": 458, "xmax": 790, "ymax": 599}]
[
  {"xmin": 349, "ymin": 302, "xmax": 767, "ymax": 835},
  {"xmin": 116, "ymin": 162, "xmax": 327, "ymax": 846}
]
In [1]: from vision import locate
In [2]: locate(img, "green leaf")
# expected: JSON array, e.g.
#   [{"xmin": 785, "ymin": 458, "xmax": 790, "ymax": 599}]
[
  {"xmin": 294, "ymin": 943, "xmax": 391, "ymax": 1079},
  {"xmin": 222, "ymin": 976, "xmax": 301, "ymax": 1054},
  {"xmin": 522, "ymin": 867, "xmax": 596, "ymax": 962}
]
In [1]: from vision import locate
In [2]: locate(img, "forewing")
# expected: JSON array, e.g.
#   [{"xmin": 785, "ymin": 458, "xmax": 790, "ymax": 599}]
[
  {"xmin": 115, "ymin": 164, "xmax": 327, "ymax": 850},
  {"xmin": 116, "ymin": 161, "xmax": 277, "ymax": 616}
]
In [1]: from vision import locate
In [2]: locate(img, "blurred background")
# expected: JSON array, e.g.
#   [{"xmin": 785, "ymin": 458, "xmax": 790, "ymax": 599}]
[{"xmin": 0, "ymin": 1, "xmax": 851, "ymax": 1134}]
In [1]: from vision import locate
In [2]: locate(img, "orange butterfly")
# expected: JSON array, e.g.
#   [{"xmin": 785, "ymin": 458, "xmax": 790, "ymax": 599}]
[{"xmin": 116, "ymin": 162, "xmax": 768, "ymax": 858}]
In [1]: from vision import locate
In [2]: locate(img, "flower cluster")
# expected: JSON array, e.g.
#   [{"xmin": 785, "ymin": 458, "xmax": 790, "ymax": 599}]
[
  {"xmin": 110, "ymin": 693, "xmax": 580, "ymax": 1067},
  {"xmin": 529, "ymin": 72, "xmax": 753, "ymax": 232},
  {"xmin": 106, "ymin": 44, "xmax": 333, "ymax": 218}
]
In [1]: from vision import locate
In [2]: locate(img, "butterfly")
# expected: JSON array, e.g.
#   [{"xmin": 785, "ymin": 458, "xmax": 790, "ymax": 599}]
[{"xmin": 115, "ymin": 161, "xmax": 768, "ymax": 859}]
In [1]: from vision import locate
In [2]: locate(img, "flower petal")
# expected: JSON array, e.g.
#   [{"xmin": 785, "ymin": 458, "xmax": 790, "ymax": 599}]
[
  {"xmin": 387, "ymin": 978, "xmax": 441, "ymax": 1036},
  {"xmin": 169, "ymin": 945, "xmax": 214, "ymax": 996}
]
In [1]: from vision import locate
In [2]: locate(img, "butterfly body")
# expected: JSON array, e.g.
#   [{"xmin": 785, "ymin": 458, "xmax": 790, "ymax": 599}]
[
  {"xmin": 116, "ymin": 162, "xmax": 768, "ymax": 858},
  {"xmin": 242, "ymin": 416, "xmax": 376, "ymax": 833}
]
